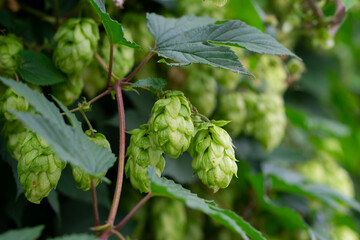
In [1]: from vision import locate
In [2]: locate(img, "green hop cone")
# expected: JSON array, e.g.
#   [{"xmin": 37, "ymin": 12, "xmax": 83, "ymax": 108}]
[
  {"xmin": 71, "ymin": 130, "xmax": 111, "ymax": 191},
  {"xmin": 53, "ymin": 18, "xmax": 99, "ymax": 75},
  {"xmin": 206, "ymin": 0, "xmax": 228, "ymax": 7},
  {"xmin": 0, "ymin": 34, "xmax": 23, "ymax": 77},
  {"xmin": 149, "ymin": 91, "xmax": 194, "ymax": 158},
  {"xmin": 243, "ymin": 92, "xmax": 286, "ymax": 152},
  {"xmin": 51, "ymin": 75, "xmax": 84, "ymax": 106},
  {"xmin": 17, "ymin": 132, "xmax": 66, "ymax": 204},
  {"xmin": 152, "ymin": 198, "xmax": 187, "ymax": 240},
  {"xmin": 178, "ymin": 0, "xmax": 227, "ymax": 20},
  {"xmin": 125, "ymin": 124, "xmax": 165, "ymax": 193},
  {"xmin": 82, "ymin": 61, "xmax": 105, "ymax": 98},
  {"xmin": 2, "ymin": 121, "xmax": 30, "ymax": 160},
  {"xmin": 189, "ymin": 121, "xmax": 238, "ymax": 192},
  {"xmin": 215, "ymin": 92, "xmax": 247, "ymax": 137},
  {"xmin": 99, "ymin": 32, "xmax": 135, "ymax": 81},
  {"xmin": 212, "ymin": 67, "xmax": 241, "ymax": 92},
  {"xmin": 184, "ymin": 65, "xmax": 217, "ymax": 117},
  {"xmin": 287, "ymin": 58, "xmax": 305, "ymax": 81},
  {"xmin": 0, "ymin": 88, "xmax": 30, "ymax": 122}
]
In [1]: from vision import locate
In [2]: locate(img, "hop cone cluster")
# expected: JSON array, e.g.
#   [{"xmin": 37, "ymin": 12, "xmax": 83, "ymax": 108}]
[
  {"xmin": 215, "ymin": 92, "xmax": 247, "ymax": 137},
  {"xmin": 184, "ymin": 66, "xmax": 217, "ymax": 117},
  {"xmin": 51, "ymin": 75, "xmax": 84, "ymax": 106},
  {"xmin": 152, "ymin": 198, "xmax": 187, "ymax": 240},
  {"xmin": 0, "ymin": 34, "xmax": 23, "ymax": 77},
  {"xmin": 53, "ymin": 18, "xmax": 99, "ymax": 75},
  {"xmin": 149, "ymin": 91, "xmax": 194, "ymax": 158},
  {"xmin": 178, "ymin": 0, "xmax": 227, "ymax": 20},
  {"xmin": 71, "ymin": 130, "xmax": 111, "ymax": 191},
  {"xmin": 125, "ymin": 124, "xmax": 165, "ymax": 193},
  {"xmin": 243, "ymin": 92, "xmax": 286, "ymax": 152},
  {"xmin": 189, "ymin": 121, "xmax": 238, "ymax": 192}
]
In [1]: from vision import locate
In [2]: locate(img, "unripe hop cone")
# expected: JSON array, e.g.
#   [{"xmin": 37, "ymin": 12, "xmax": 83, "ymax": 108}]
[
  {"xmin": 152, "ymin": 198, "xmax": 187, "ymax": 240},
  {"xmin": 0, "ymin": 34, "xmax": 23, "ymax": 77},
  {"xmin": 149, "ymin": 91, "xmax": 194, "ymax": 158},
  {"xmin": 184, "ymin": 65, "xmax": 217, "ymax": 117},
  {"xmin": 215, "ymin": 92, "xmax": 247, "ymax": 137},
  {"xmin": 125, "ymin": 124, "xmax": 165, "ymax": 193},
  {"xmin": 71, "ymin": 130, "xmax": 111, "ymax": 191},
  {"xmin": 189, "ymin": 121, "xmax": 238, "ymax": 192},
  {"xmin": 243, "ymin": 92, "xmax": 286, "ymax": 152},
  {"xmin": 51, "ymin": 75, "xmax": 84, "ymax": 106},
  {"xmin": 0, "ymin": 88, "xmax": 30, "ymax": 122},
  {"xmin": 53, "ymin": 18, "xmax": 99, "ymax": 75}
]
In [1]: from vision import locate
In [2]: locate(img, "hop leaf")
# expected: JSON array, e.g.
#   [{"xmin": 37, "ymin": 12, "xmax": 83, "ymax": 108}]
[
  {"xmin": 0, "ymin": 34, "xmax": 23, "ymax": 77},
  {"xmin": 53, "ymin": 18, "xmax": 100, "ymax": 75},
  {"xmin": 71, "ymin": 130, "xmax": 111, "ymax": 191},
  {"xmin": 189, "ymin": 121, "xmax": 238, "ymax": 192},
  {"xmin": 149, "ymin": 91, "xmax": 195, "ymax": 158},
  {"xmin": 243, "ymin": 92, "xmax": 286, "ymax": 151},
  {"xmin": 125, "ymin": 124, "xmax": 165, "ymax": 193},
  {"xmin": 51, "ymin": 75, "xmax": 84, "ymax": 106}
]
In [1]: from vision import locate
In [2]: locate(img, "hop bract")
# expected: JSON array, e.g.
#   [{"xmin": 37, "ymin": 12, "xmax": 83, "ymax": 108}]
[
  {"xmin": 0, "ymin": 88, "xmax": 30, "ymax": 122},
  {"xmin": 51, "ymin": 75, "xmax": 84, "ymax": 106},
  {"xmin": 71, "ymin": 130, "xmax": 111, "ymax": 191},
  {"xmin": 0, "ymin": 34, "xmax": 23, "ymax": 77},
  {"xmin": 53, "ymin": 18, "xmax": 99, "ymax": 75},
  {"xmin": 189, "ymin": 121, "xmax": 238, "ymax": 192},
  {"xmin": 244, "ymin": 92, "xmax": 286, "ymax": 152},
  {"xmin": 125, "ymin": 124, "xmax": 165, "ymax": 193},
  {"xmin": 149, "ymin": 91, "xmax": 194, "ymax": 158}
]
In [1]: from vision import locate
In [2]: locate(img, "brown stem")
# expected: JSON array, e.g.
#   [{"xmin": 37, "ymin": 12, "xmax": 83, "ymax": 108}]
[
  {"xmin": 107, "ymin": 84, "xmax": 126, "ymax": 226},
  {"xmin": 94, "ymin": 52, "xmax": 120, "ymax": 82},
  {"xmin": 114, "ymin": 192, "xmax": 152, "ymax": 231},
  {"xmin": 91, "ymin": 179, "xmax": 100, "ymax": 226},
  {"xmin": 106, "ymin": 43, "xmax": 114, "ymax": 88}
]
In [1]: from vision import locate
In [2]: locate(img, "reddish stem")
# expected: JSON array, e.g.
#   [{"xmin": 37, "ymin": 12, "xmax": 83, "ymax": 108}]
[
  {"xmin": 91, "ymin": 179, "xmax": 100, "ymax": 226},
  {"xmin": 329, "ymin": 0, "xmax": 346, "ymax": 35},
  {"xmin": 106, "ymin": 84, "xmax": 126, "ymax": 227},
  {"xmin": 106, "ymin": 43, "xmax": 114, "ymax": 88},
  {"xmin": 114, "ymin": 192, "xmax": 153, "ymax": 231}
]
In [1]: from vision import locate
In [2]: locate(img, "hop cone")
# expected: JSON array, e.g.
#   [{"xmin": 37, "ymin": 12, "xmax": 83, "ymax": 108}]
[
  {"xmin": 17, "ymin": 132, "xmax": 66, "ymax": 203},
  {"xmin": 125, "ymin": 124, "xmax": 165, "ymax": 193},
  {"xmin": 178, "ymin": 0, "xmax": 227, "ymax": 20},
  {"xmin": 72, "ymin": 130, "xmax": 111, "ymax": 191},
  {"xmin": 99, "ymin": 32, "xmax": 135, "ymax": 80},
  {"xmin": 0, "ymin": 34, "xmax": 23, "ymax": 77},
  {"xmin": 82, "ymin": 61, "xmax": 104, "ymax": 98},
  {"xmin": 215, "ymin": 92, "xmax": 247, "ymax": 137},
  {"xmin": 184, "ymin": 65, "xmax": 217, "ymax": 117},
  {"xmin": 51, "ymin": 75, "xmax": 84, "ymax": 106},
  {"xmin": 149, "ymin": 91, "xmax": 194, "ymax": 158},
  {"xmin": 53, "ymin": 18, "xmax": 99, "ymax": 75},
  {"xmin": 212, "ymin": 67, "xmax": 240, "ymax": 92},
  {"xmin": 243, "ymin": 92, "xmax": 286, "ymax": 152},
  {"xmin": 2, "ymin": 121, "xmax": 30, "ymax": 160},
  {"xmin": 152, "ymin": 198, "xmax": 186, "ymax": 240},
  {"xmin": 206, "ymin": 0, "xmax": 228, "ymax": 7},
  {"xmin": 0, "ymin": 88, "xmax": 30, "ymax": 122},
  {"xmin": 189, "ymin": 121, "xmax": 238, "ymax": 192}
]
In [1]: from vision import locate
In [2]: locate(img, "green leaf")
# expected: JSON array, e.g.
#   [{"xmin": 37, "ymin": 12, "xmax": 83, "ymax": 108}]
[
  {"xmin": 17, "ymin": 50, "xmax": 66, "ymax": 86},
  {"xmin": 0, "ymin": 77, "xmax": 116, "ymax": 176},
  {"xmin": 87, "ymin": 0, "xmax": 139, "ymax": 48},
  {"xmin": 147, "ymin": 13, "xmax": 298, "ymax": 75},
  {"xmin": 341, "ymin": 0, "xmax": 358, "ymax": 10},
  {"xmin": 47, "ymin": 191, "xmax": 61, "ymax": 221},
  {"xmin": 147, "ymin": 166, "xmax": 265, "ymax": 240},
  {"xmin": 48, "ymin": 234, "xmax": 99, "ymax": 240},
  {"xmin": 0, "ymin": 225, "xmax": 44, "ymax": 240},
  {"xmin": 129, "ymin": 78, "xmax": 167, "ymax": 92}
]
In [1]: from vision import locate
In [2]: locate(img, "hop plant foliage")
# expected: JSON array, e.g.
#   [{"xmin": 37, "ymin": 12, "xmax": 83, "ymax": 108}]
[
  {"xmin": 0, "ymin": 34, "xmax": 23, "ymax": 77},
  {"xmin": 125, "ymin": 124, "xmax": 165, "ymax": 193},
  {"xmin": 71, "ymin": 130, "xmax": 111, "ymax": 191},
  {"xmin": 53, "ymin": 18, "xmax": 99, "ymax": 75},
  {"xmin": 243, "ymin": 91, "xmax": 287, "ymax": 152},
  {"xmin": 149, "ymin": 91, "xmax": 194, "ymax": 158},
  {"xmin": 189, "ymin": 121, "xmax": 238, "ymax": 192},
  {"xmin": 152, "ymin": 198, "xmax": 187, "ymax": 240}
]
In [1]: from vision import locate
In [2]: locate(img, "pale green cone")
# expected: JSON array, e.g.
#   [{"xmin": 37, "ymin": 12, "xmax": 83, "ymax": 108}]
[
  {"xmin": 2, "ymin": 121, "xmax": 30, "ymax": 160},
  {"xmin": 189, "ymin": 121, "xmax": 238, "ymax": 192},
  {"xmin": 149, "ymin": 91, "xmax": 194, "ymax": 158},
  {"xmin": 243, "ymin": 92, "xmax": 286, "ymax": 152},
  {"xmin": 51, "ymin": 75, "xmax": 84, "ymax": 106},
  {"xmin": 17, "ymin": 132, "xmax": 66, "ymax": 204},
  {"xmin": 0, "ymin": 34, "xmax": 23, "ymax": 77},
  {"xmin": 125, "ymin": 124, "xmax": 165, "ymax": 193},
  {"xmin": 0, "ymin": 88, "xmax": 30, "ymax": 122},
  {"xmin": 212, "ymin": 67, "xmax": 241, "ymax": 92},
  {"xmin": 215, "ymin": 92, "xmax": 247, "ymax": 137},
  {"xmin": 53, "ymin": 18, "xmax": 99, "ymax": 75},
  {"xmin": 206, "ymin": 0, "xmax": 228, "ymax": 7},
  {"xmin": 71, "ymin": 130, "xmax": 111, "ymax": 191},
  {"xmin": 179, "ymin": 0, "xmax": 227, "ymax": 20},
  {"xmin": 152, "ymin": 198, "xmax": 187, "ymax": 240},
  {"xmin": 184, "ymin": 66, "xmax": 217, "ymax": 117},
  {"xmin": 82, "ymin": 61, "xmax": 105, "ymax": 98}
]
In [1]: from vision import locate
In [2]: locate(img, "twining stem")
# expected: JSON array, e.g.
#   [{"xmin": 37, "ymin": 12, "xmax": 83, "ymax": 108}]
[
  {"xmin": 106, "ymin": 43, "xmax": 115, "ymax": 88},
  {"xmin": 307, "ymin": 0, "xmax": 324, "ymax": 21},
  {"xmin": 114, "ymin": 192, "xmax": 153, "ymax": 230},
  {"xmin": 19, "ymin": 4, "xmax": 56, "ymax": 23},
  {"xmin": 329, "ymin": 0, "xmax": 346, "ymax": 35},
  {"xmin": 94, "ymin": 52, "xmax": 120, "ymax": 81},
  {"xmin": 54, "ymin": 0, "xmax": 60, "ymax": 28},
  {"xmin": 91, "ymin": 179, "xmax": 100, "ymax": 226},
  {"xmin": 107, "ymin": 84, "xmax": 126, "ymax": 226}
]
